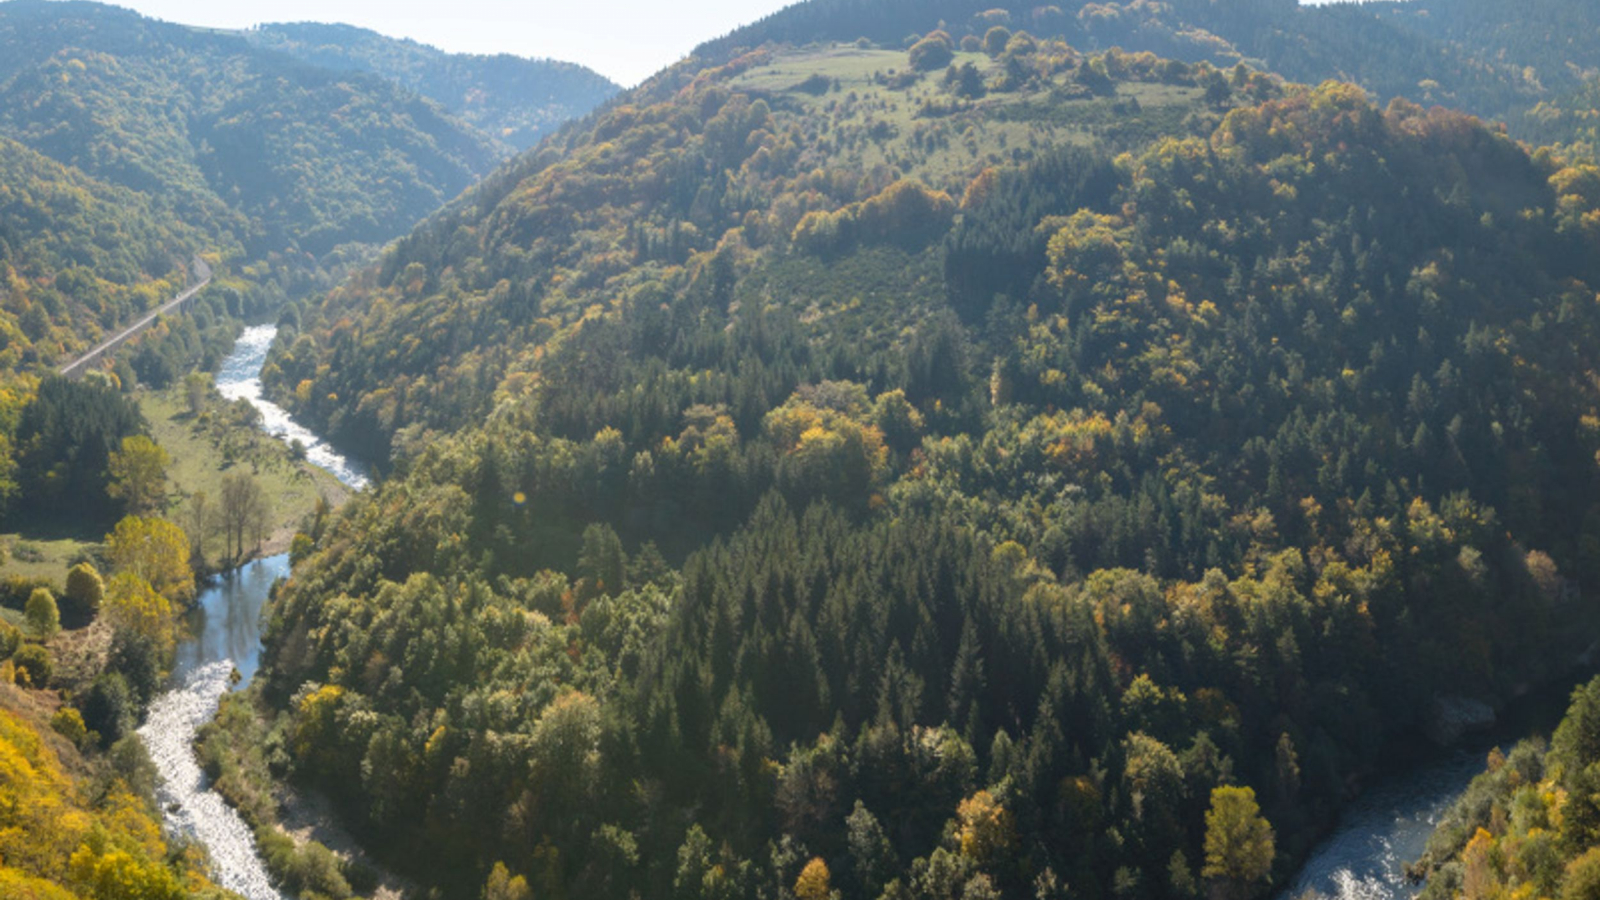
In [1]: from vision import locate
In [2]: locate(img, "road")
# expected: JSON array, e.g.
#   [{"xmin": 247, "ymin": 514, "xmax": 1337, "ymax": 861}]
[{"xmin": 57, "ymin": 255, "xmax": 214, "ymax": 380}]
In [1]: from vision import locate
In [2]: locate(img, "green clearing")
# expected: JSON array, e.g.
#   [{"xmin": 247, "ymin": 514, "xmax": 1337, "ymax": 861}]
[
  {"xmin": 727, "ymin": 43, "xmax": 1217, "ymax": 194},
  {"xmin": 140, "ymin": 387, "xmax": 349, "ymax": 563}
]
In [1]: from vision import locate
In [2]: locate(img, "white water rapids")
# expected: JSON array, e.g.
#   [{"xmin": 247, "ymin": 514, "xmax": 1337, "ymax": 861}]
[
  {"xmin": 217, "ymin": 324, "xmax": 370, "ymax": 490},
  {"xmin": 1278, "ymin": 748, "xmax": 1496, "ymax": 900},
  {"xmin": 140, "ymin": 661, "xmax": 285, "ymax": 900}
]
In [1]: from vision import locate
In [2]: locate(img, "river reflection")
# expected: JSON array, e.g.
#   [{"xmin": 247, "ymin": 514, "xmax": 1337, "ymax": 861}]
[
  {"xmin": 141, "ymin": 556, "xmax": 293, "ymax": 900},
  {"xmin": 172, "ymin": 554, "xmax": 289, "ymax": 687}
]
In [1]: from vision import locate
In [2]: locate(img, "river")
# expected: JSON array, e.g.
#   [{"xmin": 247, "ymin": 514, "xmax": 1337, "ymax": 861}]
[
  {"xmin": 1278, "ymin": 746, "xmax": 1497, "ymax": 900},
  {"xmin": 137, "ymin": 325, "xmax": 365, "ymax": 899}
]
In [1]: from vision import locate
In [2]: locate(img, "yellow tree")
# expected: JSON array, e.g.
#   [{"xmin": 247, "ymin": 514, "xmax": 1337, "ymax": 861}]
[
  {"xmin": 63, "ymin": 562, "xmax": 104, "ymax": 621},
  {"xmin": 25, "ymin": 588, "xmax": 59, "ymax": 639},
  {"xmin": 107, "ymin": 436, "xmax": 170, "ymax": 516},
  {"xmin": 1203, "ymin": 786, "xmax": 1275, "ymax": 900},
  {"xmin": 795, "ymin": 857, "xmax": 832, "ymax": 900},
  {"xmin": 105, "ymin": 516, "xmax": 193, "ymax": 603},
  {"xmin": 103, "ymin": 573, "xmax": 179, "ymax": 653},
  {"xmin": 484, "ymin": 862, "xmax": 532, "ymax": 900},
  {"xmin": 957, "ymin": 790, "xmax": 1018, "ymax": 869}
]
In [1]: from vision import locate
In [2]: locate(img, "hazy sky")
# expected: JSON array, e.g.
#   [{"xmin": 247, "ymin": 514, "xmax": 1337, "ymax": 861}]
[{"xmin": 66, "ymin": 0, "xmax": 798, "ymax": 86}]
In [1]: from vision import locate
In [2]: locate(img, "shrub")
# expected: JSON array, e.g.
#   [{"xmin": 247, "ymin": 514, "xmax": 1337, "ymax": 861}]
[
  {"xmin": 108, "ymin": 630, "xmax": 163, "ymax": 704},
  {"xmin": 63, "ymin": 562, "xmax": 105, "ymax": 623},
  {"xmin": 51, "ymin": 707, "xmax": 88, "ymax": 746},
  {"xmin": 984, "ymin": 26, "xmax": 1013, "ymax": 56},
  {"xmin": 81, "ymin": 673, "xmax": 134, "ymax": 746},
  {"xmin": 13, "ymin": 644, "xmax": 53, "ymax": 687},
  {"xmin": 909, "ymin": 31, "xmax": 955, "ymax": 71},
  {"xmin": 0, "ymin": 621, "xmax": 20, "ymax": 659}
]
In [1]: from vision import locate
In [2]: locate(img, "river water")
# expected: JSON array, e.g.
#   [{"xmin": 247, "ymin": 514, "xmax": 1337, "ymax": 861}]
[
  {"xmin": 137, "ymin": 326, "xmax": 366, "ymax": 899},
  {"xmin": 138, "ymin": 556, "xmax": 291, "ymax": 900},
  {"xmin": 1279, "ymin": 746, "xmax": 1496, "ymax": 900}
]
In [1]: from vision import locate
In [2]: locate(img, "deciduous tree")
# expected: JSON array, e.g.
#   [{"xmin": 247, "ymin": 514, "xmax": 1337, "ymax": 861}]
[
  {"xmin": 1203, "ymin": 786, "xmax": 1275, "ymax": 900},
  {"xmin": 105, "ymin": 515, "xmax": 193, "ymax": 602},
  {"xmin": 107, "ymin": 435, "xmax": 170, "ymax": 516}
]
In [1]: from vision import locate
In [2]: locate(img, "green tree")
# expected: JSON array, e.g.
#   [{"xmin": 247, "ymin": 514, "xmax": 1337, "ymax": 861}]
[
  {"xmin": 578, "ymin": 522, "xmax": 627, "ymax": 598},
  {"xmin": 107, "ymin": 435, "xmax": 170, "ymax": 516},
  {"xmin": 81, "ymin": 673, "xmax": 135, "ymax": 746},
  {"xmin": 847, "ymin": 801, "xmax": 895, "ymax": 897},
  {"xmin": 1564, "ymin": 847, "xmax": 1600, "ymax": 900},
  {"xmin": 1553, "ymin": 677, "xmax": 1600, "ymax": 782},
  {"xmin": 909, "ymin": 31, "xmax": 955, "ymax": 71},
  {"xmin": 220, "ymin": 471, "xmax": 271, "ymax": 562},
  {"xmin": 983, "ymin": 26, "xmax": 1012, "ymax": 57},
  {"xmin": 1203, "ymin": 786, "xmax": 1275, "ymax": 900},
  {"xmin": 183, "ymin": 371, "xmax": 212, "ymax": 416},
  {"xmin": 25, "ymin": 587, "xmax": 59, "ymax": 639}
]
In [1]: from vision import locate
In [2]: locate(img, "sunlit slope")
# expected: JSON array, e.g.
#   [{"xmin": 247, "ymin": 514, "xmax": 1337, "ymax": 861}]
[
  {"xmin": 0, "ymin": 135, "xmax": 206, "ymax": 373},
  {"xmin": 266, "ymin": 40, "xmax": 1255, "ymax": 460}
]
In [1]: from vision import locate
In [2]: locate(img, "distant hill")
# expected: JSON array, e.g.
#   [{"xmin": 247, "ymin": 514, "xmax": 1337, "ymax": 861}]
[
  {"xmin": 0, "ymin": 1, "xmax": 608, "ymax": 260},
  {"xmin": 246, "ymin": 22, "xmax": 619, "ymax": 151}
]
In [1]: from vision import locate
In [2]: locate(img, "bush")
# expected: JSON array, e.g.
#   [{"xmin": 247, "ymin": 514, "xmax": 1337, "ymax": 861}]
[
  {"xmin": 51, "ymin": 707, "xmax": 88, "ymax": 746},
  {"xmin": 909, "ymin": 31, "xmax": 955, "ymax": 71},
  {"xmin": 108, "ymin": 630, "xmax": 164, "ymax": 705},
  {"xmin": 0, "ymin": 621, "xmax": 20, "ymax": 659},
  {"xmin": 984, "ymin": 26, "xmax": 1013, "ymax": 56},
  {"xmin": 0, "ymin": 575, "xmax": 53, "ymax": 610},
  {"xmin": 13, "ymin": 644, "xmax": 53, "ymax": 687}
]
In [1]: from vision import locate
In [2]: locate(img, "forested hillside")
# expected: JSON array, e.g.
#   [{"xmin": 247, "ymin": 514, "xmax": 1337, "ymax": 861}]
[
  {"xmin": 253, "ymin": 16, "xmax": 1600, "ymax": 897},
  {"xmin": 0, "ymin": 685, "xmax": 234, "ymax": 899},
  {"xmin": 246, "ymin": 23, "xmax": 619, "ymax": 151}
]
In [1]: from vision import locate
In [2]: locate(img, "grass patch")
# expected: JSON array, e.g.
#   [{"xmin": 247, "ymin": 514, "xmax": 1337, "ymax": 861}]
[
  {"xmin": 1, "ymin": 381, "xmax": 347, "ymax": 590},
  {"xmin": 0, "ymin": 535, "xmax": 98, "ymax": 584}
]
